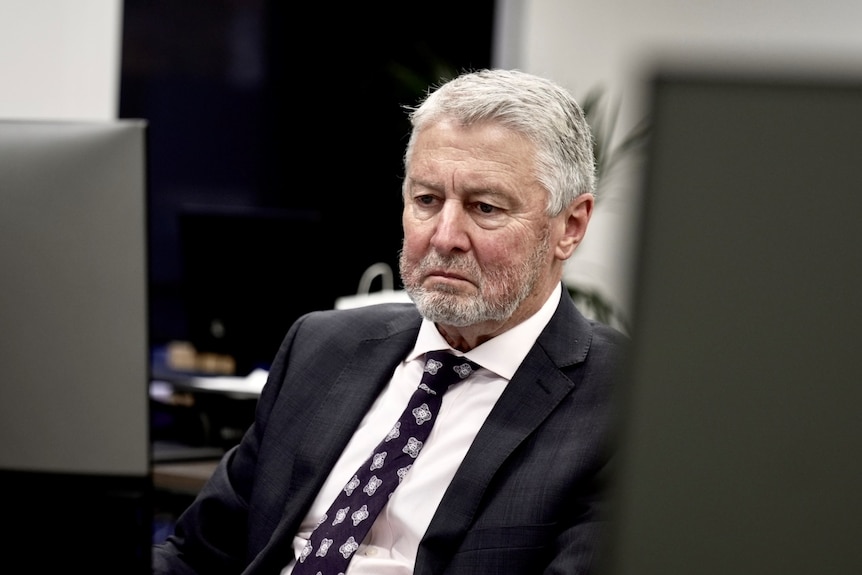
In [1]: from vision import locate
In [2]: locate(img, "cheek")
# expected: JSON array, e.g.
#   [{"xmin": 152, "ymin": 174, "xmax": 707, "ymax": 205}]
[
  {"xmin": 479, "ymin": 229, "xmax": 532, "ymax": 259},
  {"xmin": 401, "ymin": 220, "xmax": 429, "ymax": 256},
  {"xmin": 477, "ymin": 241, "xmax": 516, "ymax": 267}
]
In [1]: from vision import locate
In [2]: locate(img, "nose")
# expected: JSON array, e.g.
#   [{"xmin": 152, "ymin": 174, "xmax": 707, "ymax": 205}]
[{"xmin": 430, "ymin": 200, "xmax": 471, "ymax": 253}]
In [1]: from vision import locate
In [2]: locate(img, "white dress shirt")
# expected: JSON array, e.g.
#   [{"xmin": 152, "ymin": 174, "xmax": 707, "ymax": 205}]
[{"xmin": 282, "ymin": 284, "xmax": 562, "ymax": 574}]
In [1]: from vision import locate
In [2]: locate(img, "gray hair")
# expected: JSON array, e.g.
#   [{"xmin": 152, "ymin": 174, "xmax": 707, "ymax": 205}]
[{"xmin": 403, "ymin": 68, "xmax": 596, "ymax": 216}]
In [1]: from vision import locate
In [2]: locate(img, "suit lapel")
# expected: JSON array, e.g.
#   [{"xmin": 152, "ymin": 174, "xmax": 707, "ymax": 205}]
[
  {"xmin": 416, "ymin": 295, "xmax": 594, "ymax": 574},
  {"xmin": 245, "ymin": 314, "xmax": 421, "ymax": 574},
  {"xmin": 292, "ymin": 333, "xmax": 417, "ymax": 483},
  {"xmin": 287, "ymin": 325, "xmax": 420, "ymax": 509}
]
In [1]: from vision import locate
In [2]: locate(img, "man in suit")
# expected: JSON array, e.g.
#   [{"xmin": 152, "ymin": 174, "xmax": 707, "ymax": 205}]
[{"xmin": 153, "ymin": 69, "xmax": 627, "ymax": 574}]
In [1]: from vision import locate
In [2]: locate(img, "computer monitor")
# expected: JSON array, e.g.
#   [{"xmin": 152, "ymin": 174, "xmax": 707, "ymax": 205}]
[
  {"xmin": 0, "ymin": 119, "xmax": 151, "ymax": 572},
  {"xmin": 177, "ymin": 205, "xmax": 336, "ymax": 376},
  {"xmin": 599, "ymin": 69, "xmax": 862, "ymax": 575}
]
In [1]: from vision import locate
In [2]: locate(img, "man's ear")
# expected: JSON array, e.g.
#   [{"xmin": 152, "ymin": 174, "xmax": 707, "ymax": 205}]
[{"xmin": 555, "ymin": 193, "xmax": 594, "ymax": 260}]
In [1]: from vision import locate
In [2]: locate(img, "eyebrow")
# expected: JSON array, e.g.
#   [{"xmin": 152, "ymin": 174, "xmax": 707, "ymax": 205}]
[
  {"xmin": 407, "ymin": 177, "xmax": 444, "ymax": 193},
  {"xmin": 408, "ymin": 174, "xmax": 514, "ymax": 197}
]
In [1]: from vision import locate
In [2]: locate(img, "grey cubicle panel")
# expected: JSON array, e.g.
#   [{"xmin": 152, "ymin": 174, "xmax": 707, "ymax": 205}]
[
  {"xmin": 0, "ymin": 119, "xmax": 151, "ymax": 571},
  {"xmin": 0, "ymin": 119, "xmax": 149, "ymax": 476},
  {"xmin": 599, "ymin": 70, "xmax": 862, "ymax": 574}
]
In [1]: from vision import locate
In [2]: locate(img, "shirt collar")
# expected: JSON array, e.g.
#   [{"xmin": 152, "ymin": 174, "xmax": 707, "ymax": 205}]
[{"xmin": 410, "ymin": 282, "xmax": 562, "ymax": 380}]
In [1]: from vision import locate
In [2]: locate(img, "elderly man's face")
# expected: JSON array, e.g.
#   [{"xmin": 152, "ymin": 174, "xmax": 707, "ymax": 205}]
[{"xmin": 399, "ymin": 119, "xmax": 575, "ymax": 329}]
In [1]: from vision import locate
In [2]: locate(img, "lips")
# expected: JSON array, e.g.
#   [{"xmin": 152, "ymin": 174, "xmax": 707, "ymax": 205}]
[
  {"xmin": 425, "ymin": 269, "xmax": 470, "ymax": 282},
  {"xmin": 415, "ymin": 254, "xmax": 480, "ymax": 287},
  {"xmin": 422, "ymin": 272, "xmax": 479, "ymax": 295}
]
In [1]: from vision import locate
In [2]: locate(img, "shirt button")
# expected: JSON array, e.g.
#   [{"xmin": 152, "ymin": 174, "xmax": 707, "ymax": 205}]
[{"xmin": 365, "ymin": 547, "xmax": 378, "ymax": 557}]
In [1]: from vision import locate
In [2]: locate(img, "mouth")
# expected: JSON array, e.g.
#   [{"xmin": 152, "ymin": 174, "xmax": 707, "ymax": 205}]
[{"xmin": 423, "ymin": 269, "xmax": 474, "ymax": 287}]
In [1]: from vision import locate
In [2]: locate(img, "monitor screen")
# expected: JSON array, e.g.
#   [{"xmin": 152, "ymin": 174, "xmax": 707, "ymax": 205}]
[
  {"xmin": 176, "ymin": 205, "xmax": 336, "ymax": 376},
  {"xmin": 0, "ymin": 119, "xmax": 151, "ymax": 572}
]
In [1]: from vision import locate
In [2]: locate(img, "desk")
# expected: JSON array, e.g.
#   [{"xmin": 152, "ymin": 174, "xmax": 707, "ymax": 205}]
[
  {"xmin": 151, "ymin": 368, "xmax": 268, "ymax": 400},
  {"xmin": 152, "ymin": 460, "xmax": 219, "ymax": 495},
  {"xmin": 151, "ymin": 372, "xmax": 263, "ymax": 452},
  {"xmin": 150, "ymin": 369, "xmax": 263, "ymax": 498}
]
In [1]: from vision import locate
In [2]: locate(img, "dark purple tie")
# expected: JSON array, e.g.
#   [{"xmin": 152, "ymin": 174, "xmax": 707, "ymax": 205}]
[{"xmin": 293, "ymin": 350, "xmax": 479, "ymax": 574}]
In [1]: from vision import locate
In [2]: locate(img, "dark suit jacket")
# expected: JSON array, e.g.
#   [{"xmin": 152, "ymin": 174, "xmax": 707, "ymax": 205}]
[{"xmin": 153, "ymin": 291, "xmax": 627, "ymax": 574}]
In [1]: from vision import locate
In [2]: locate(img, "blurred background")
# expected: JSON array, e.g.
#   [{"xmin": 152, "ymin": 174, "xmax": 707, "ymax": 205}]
[
  {"xmin": 4, "ymin": 0, "xmax": 862, "ymax": 369},
  {"xmin": 118, "ymin": 0, "xmax": 495, "ymax": 374},
  {"xmin": 3, "ymin": 2, "xmax": 862, "ymax": 571}
]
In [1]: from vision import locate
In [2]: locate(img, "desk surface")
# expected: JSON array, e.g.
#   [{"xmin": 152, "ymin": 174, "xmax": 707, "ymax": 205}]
[
  {"xmin": 151, "ymin": 368, "xmax": 268, "ymax": 400},
  {"xmin": 152, "ymin": 460, "xmax": 219, "ymax": 495}
]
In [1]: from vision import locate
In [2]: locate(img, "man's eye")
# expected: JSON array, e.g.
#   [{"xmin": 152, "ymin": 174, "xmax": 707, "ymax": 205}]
[
  {"xmin": 417, "ymin": 195, "xmax": 437, "ymax": 206},
  {"xmin": 477, "ymin": 203, "xmax": 497, "ymax": 214}
]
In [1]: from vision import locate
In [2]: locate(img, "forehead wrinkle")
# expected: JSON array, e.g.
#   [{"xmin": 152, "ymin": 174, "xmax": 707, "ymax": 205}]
[{"xmin": 409, "ymin": 174, "xmax": 444, "ymax": 193}]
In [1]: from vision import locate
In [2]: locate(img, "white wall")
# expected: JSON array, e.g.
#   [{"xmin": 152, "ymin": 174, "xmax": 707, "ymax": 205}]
[
  {"xmin": 0, "ymin": 0, "xmax": 121, "ymax": 120},
  {"xmin": 495, "ymin": 0, "xmax": 862, "ymax": 329}
]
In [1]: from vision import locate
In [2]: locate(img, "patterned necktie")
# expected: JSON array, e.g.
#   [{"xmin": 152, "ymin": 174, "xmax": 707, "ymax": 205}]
[{"xmin": 293, "ymin": 350, "xmax": 479, "ymax": 575}]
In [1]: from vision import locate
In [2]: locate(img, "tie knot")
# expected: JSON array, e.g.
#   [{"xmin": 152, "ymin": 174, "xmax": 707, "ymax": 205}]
[{"xmin": 420, "ymin": 350, "xmax": 479, "ymax": 394}]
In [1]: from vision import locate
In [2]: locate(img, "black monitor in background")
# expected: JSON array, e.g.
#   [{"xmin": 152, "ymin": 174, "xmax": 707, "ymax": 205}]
[
  {"xmin": 0, "ymin": 120, "xmax": 151, "ymax": 573},
  {"xmin": 177, "ymin": 205, "xmax": 339, "ymax": 376},
  {"xmin": 597, "ymin": 69, "xmax": 862, "ymax": 575}
]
